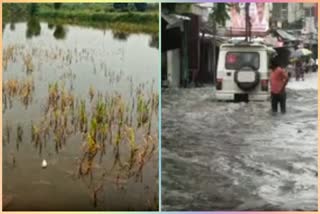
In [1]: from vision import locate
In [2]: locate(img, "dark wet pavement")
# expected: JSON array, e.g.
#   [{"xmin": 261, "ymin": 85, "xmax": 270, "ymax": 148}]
[{"xmin": 161, "ymin": 74, "xmax": 317, "ymax": 211}]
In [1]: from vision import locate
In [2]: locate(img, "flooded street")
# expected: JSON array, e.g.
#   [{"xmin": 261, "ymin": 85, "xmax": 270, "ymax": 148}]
[
  {"xmin": 3, "ymin": 20, "xmax": 158, "ymax": 211},
  {"xmin": 162, "ymin": 73, "xmax": 317, "ymax": 211}
]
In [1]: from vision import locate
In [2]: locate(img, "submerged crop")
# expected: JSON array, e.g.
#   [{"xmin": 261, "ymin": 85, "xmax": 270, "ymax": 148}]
[
  {"xmin": 3, "ymin": 20, "xmax": 158, "ymax": 211},
  {"xmin": 5, "ymin": 78, "xmax": 158, "ymax": 207}
]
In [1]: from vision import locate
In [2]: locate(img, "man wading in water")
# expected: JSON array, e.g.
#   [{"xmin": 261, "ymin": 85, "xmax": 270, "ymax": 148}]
[{"xmin": 270, "ymin": 62, "xmax": 289, "ymax": 114}]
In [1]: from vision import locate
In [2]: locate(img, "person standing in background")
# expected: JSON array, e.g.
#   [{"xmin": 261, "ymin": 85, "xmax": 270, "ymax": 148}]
[
  {"xmin": 308, "ymin": 57, "xmax": 315, "ymax": 72},
  {"xmin": 295, "ymin": 60, "xmax": 304, "ymax": 81}
]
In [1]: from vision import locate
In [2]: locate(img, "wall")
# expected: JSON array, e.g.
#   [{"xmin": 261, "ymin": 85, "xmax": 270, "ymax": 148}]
[
  {"xmin": 288, "ymin": 3, "xmax": 303, "ymax": 24},
  {"xmin": 167, "ymin": 49, "xmax": 181, "ymax": 87}
]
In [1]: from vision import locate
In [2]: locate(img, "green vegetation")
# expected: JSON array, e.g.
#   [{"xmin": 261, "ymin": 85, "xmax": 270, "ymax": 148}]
[
  {"xmin": 40, "ymin": 10, "xmax": 157, "ymax": 23},
  {"xmin": 209, "ymin": 3, "xmax": 230, "ymax": 26},
  {"xmin": 29, "ymin": 3, "xmax": 39, "ymax": 16},
  {"xmin": 38, "ymin": 10, "xmax": 158, "ymax": 34},
  {"xmin": 3, "ymin": 3, "xmax": 159, "ymax": 34}
]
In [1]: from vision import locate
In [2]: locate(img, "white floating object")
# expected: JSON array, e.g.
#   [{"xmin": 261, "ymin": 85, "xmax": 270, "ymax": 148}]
[{"xmin": 42, "ymin": 159, "xmax": 47, "ymax": 168}]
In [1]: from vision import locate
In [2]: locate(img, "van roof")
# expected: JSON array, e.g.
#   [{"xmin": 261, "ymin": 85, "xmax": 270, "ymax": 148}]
[
  {"xmin": 220, "ymin": 42, "xmax": 277, "ymax": 55},
  {"xmin": 220, "ymin": 41, "xmax": 268, "ymax": 49}
]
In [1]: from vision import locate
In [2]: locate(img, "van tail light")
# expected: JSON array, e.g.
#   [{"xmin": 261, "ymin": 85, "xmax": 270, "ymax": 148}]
[
  {"xmin": 216, "ymin": 78, "xmax": 223, "ymax": 90},
  {"xmin": 261, "ymin": 79, "xmax": 268, "ymax": 91}
]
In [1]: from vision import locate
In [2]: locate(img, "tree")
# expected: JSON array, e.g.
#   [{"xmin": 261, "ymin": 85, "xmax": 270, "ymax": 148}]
[
  {"xmin": 29, "ymin": 3, "xmax": 39, "ymax": 16},
  {"xmin": 113, "ymin": 3, "xmax": 129, "ymax": 11},
  {"xmin": 54, "ymin": 3, "xmax": 62, "ymax": 10},
  {"xmin": 134, "ymin": 3, "xmax": 147, "ymax": 12},
  {"xmin": 210, "ymin": 3, "xmax": 230, "ymax": 27}
]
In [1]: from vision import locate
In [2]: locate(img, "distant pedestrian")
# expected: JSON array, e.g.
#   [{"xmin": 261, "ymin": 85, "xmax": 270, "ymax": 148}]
[
  {"xmin": 270, "ymin": 63, "xmax": 289, "ymax": 114},
  {"xmin": 304, "ymin": 59, "xmax": 309, "ymax": 73},
  {"xmin": 295, "ymin": 60, "xmax": 304, "ymax": 81},
  {"xmin": 308, "ymin": 57, "xmax": 316, "ymax": 72}
]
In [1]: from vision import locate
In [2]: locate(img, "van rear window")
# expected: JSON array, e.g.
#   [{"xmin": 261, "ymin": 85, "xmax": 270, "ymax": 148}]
[{"xmin": 225, "ymin": 52, "xmax": 259, "ymax": 70}]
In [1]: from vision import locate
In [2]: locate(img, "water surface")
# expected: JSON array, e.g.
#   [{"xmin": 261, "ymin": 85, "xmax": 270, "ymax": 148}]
[
  {"xmin": 3, "ymin": 20, "xmax": 158, "ymax": 211},
  {"xmin": 162, "ymin": 74, "xmax": 317, "ymax": 211}
]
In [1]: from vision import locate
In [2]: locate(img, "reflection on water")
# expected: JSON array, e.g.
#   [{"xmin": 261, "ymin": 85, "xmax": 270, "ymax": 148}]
[
  {"xmin": 112, "ymin": 30, "xmax": 129, "ymax": 41},
  {"xmin": 10, "ymin": 22, "xmax": 15, "ymax": 31},
  {"xmin": 149, "ymin": 34, "xmax": 158, "ymax": 49},
  {"xmin": 25, "ymin": 17, "xmax": 67, "ymax": 40},
  {"xmin": 26, "ymin": 17, "xmax": 41, "ymax": 38},
  {"xmin": 48, "ymin": 22, "xmax": 55, "ymax": 30},
  {"xmin": 53, "ymin": 24, "xmax": 66, "ymax": 40},
  {"xmin": 7, "ymin": 17, "xmax": 158, "ymax": 50},
  {"xmin": 3, "ymin": 21, "xmax": 158, "ymax": 211}
]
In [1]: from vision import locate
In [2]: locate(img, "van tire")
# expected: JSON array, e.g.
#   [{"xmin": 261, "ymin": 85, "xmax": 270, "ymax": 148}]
[{"xmin": 234, "ymin": 65, "xmax": 260, "ymax": 91}]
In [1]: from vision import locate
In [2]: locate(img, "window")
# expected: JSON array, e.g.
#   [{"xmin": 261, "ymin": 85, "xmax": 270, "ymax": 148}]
[{"xmin": 225, "ymin": 52, "xmax": 260, "ymax": 70}]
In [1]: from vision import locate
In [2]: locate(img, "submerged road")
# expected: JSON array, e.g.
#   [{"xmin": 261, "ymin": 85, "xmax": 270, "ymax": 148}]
[{"xmin": 162, "ymin": 73, "xmax": 318, "ymax": 211}]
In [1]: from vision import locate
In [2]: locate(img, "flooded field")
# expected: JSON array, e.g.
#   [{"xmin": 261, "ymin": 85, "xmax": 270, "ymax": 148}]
[
  {"xmin": 3, "ymin": 20, "xmax": 158, "ymax": 211},
  {"xmin": 162, "ymin": 74, "xmax": 317, "ymax": 211}
]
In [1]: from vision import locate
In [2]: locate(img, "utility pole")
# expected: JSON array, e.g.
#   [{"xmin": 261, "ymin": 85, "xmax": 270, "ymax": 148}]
[
  {"xmin": 182, "ymin": 21, "xmax": 189, "ymax": 87},
  {"xmin": 212, "ymin": 3, "xmax": 217, "ymax": 85},
  {"xmin": 245, "ymin": 3, "xmax": 251, "ymax": 42}
]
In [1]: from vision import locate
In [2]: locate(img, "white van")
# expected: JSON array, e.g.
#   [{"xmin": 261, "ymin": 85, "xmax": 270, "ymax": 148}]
[{"xmin": 215, "ymin": 42, "xmax": 275, "ymax": 101}]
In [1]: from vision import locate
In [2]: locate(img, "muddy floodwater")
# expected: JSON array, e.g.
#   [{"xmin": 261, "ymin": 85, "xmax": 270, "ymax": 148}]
[
  {"xmin": 162, "ymin": 74, "xmax": 317, "ymax": 211},
  {"xmin": 3, "ymin": 20, "xmax": 158, "ymax": 211}
]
